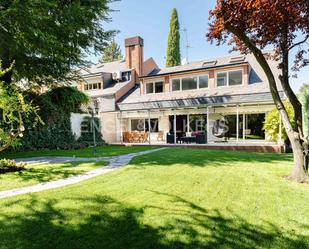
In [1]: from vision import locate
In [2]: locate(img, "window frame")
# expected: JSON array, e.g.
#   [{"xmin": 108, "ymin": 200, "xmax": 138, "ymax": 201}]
[
  {"xmin": 144, "ymin": 81, "xmax": 164, "ymax": 94},
  {"xmin": 130, "ymin": 118, "xmax": 159, "ymax": 132},
  {"xmin": 171, "ymin": 74, "xmax": 209, "ymax": 92},
  {"xmin": 84, "ymin": 82, "xmax": 102, "ymax": 91},
  {"xmin": 215, "ymin": 69, "xmax": 243, "ymax": 87}
]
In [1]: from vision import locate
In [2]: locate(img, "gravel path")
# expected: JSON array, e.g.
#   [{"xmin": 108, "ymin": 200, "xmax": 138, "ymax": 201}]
[{"xmin": 0, "ymin": 148, "xmax": 164, "ymax": 199}]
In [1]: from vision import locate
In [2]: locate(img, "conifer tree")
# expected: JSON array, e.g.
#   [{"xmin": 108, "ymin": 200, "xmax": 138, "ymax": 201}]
[
  {"xmin": 166, "ymin": 8, "xmax": 181, "ymax": 67},
  {"xmin": 100, "ymin": 39, "xmax": 123, "ymax": 63}
]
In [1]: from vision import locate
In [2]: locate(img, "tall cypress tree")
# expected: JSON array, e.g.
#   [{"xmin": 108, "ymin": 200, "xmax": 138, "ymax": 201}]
[{"xmin": 166, "ymin": 8, "xmax": 181, "ymax": 67}]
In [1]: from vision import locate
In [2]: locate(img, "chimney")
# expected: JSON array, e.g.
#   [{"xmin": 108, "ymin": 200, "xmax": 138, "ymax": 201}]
[{"xmin": 125, "ymin": 36, "xmax": 144, "ymax": 83}]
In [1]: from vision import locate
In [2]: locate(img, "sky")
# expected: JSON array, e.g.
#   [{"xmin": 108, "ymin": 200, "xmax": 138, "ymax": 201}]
[{"xmin": 88, "ymin": 0, "xmax": 308, "ymax": 93}]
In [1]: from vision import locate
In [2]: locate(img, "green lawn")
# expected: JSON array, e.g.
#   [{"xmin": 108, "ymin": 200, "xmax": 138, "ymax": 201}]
[
  {"xmin": 0, "ymin": 145, "xmax": 157, "ymax": 159},
  {"xmin": 0, "ymin": 148, "xmax": 308, "ymax": 249},
  {"xmin": 0, "ymin": 160, "xmax": 107, "ymax": 191}
]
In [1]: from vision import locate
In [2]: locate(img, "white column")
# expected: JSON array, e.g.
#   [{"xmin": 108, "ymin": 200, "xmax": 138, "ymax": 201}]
[
  {"xmin": 173, "ymin": 110, "xmax": 177, "ymax": 144},
  {"xmin": 243, "ymin": 113, "xmax": 246, "ymax": 140},
  {"xmin": 187, "ymin": 114, "xmax": 190, "ymax": 134},
  {"xmin": 120, "ymin": 111, "xmax": 123, "ymax": 144},
  {"xmin": 148, "ymin": 110, "xmax": 151, "ymax": 145},
  {"xmin": 236, "ymin": 105, "xmax": 239, "ymax": 143},
  {"xmin": 279, "ymin": 113, "xmax": 282, "ymax": 145},
  {"xmin": 206, "ymin": 106, "xmax": 210, "ymax": 144}
]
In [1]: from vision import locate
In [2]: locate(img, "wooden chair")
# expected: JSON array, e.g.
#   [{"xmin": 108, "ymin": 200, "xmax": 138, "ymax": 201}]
[{"xmin": 157, "ymin": 131, "xmax": 164, "ymax": 141}]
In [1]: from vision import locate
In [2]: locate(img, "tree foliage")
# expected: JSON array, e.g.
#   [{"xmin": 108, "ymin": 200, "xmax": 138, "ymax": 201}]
[
  {"xmin": 18, "ymin": 86, "xmax": 90, "ymax": 151},
  {"xmin": 207, "ymin": 0, "xmax": 309, "ymax": 182},
  {"xmin": 0, "ymin": 0, "xmax": 115, "ymax": 86},
  {"xmin": 166, "ymin": 8, "xmax": 181, "ymax": 67},
  {"xmin": 0, "ymin": 63, "xmax": 39, "ymax": 152},
  {"xmin": 298, "ymin": 84, "xmax": 309, "ymax": 137},
  {"xmin": 263, "ymin": 101, "xmax": 294, "ymax": 142},
  {"xmin": 99, "ymin": 39, "xmax": 123, "ymax": 63}
]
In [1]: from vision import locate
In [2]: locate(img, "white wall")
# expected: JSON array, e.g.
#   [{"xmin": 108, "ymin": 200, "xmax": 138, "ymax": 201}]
[{"xmin": 70, "ymin": 113, "xmax": 91, "ymax": 139}]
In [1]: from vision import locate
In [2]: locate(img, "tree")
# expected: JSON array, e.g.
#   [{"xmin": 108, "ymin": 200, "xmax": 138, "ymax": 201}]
[
  {"xmin": 0, "ymin": 63, "xmax": 39, "ymax": 152},
  {"xmin": 166, "ymin": 8, "xmax": 181, "ymax": 67},
  {"xmin": 0, "ymin": 0, "xmax": 115, "ymax": 86},
  {"xmin": 207, "ymin": 0, "xmax": 309, "ymax": 182},
  {"xmin": 298, "ymin": 84, "xmax": 309, "ymax": 137},
  {"xmin": 99, "ymin": 39, "xmax": 123, "ymax": 63}
]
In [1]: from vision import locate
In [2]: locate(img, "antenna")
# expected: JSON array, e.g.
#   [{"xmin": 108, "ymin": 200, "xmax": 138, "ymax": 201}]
[{"xmin": 182, "ymin": 28, "xmax": 191, "ymax": 64}]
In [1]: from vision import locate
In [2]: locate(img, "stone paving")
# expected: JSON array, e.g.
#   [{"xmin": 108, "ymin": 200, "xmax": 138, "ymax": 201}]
[{"xmin": 0, "ymin": 148, "xmax": 165, "ymax": 199}]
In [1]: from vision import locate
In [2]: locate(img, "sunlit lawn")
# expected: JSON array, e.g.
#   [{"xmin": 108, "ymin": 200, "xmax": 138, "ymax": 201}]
[
  {"xmin": 0, "ymin": 145, "xmax": 157, "ymax": 159},
  {"xmin": 0, "ymin": 161, "xmax": 107, "ymax": 191},
  {"xmin": 0, "ymin": 148, "xmax": 308, "ymax": 249}
]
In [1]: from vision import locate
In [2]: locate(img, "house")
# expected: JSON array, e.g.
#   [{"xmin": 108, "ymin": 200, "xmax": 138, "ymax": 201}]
[{"xmin": 74, "ymin": 36, "xmax": 285, "ymax": 152}]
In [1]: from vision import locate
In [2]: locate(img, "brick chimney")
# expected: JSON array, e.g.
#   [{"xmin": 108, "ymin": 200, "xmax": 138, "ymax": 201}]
[{"xmin": 125, "ymin": 36, "xmax": 144, "ymax": 83}]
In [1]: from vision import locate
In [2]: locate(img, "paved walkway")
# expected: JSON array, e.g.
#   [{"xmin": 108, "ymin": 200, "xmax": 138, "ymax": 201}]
[{"xmin": 0, "ymin": 148, "xmax": 165, "ymax": 199}]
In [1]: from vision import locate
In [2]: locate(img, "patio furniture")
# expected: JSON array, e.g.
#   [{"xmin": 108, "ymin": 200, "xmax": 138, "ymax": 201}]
[
  {"xmin": 167, "ymin": 133, "xmax": 178, "ymax": 144},
  {"xmin": 180, "ymin": 136, "xmax": 196, "ymax": 144},
  {"xmin": 157, "ymin": 131, "xmax": 164, "ymax": 141},
  {"xmin": 196, "ymin": 133, "xmax": 207, "ymax": 144}
]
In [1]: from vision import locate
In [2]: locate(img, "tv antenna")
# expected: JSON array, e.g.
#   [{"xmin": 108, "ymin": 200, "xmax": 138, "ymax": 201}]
[{"xmin": 182, "ymin": 28, "xmax": 191, "ymax": 64}]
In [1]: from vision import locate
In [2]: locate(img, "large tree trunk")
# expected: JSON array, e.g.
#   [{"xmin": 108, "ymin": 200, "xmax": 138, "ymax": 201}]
[{"xmin": 288, "ymin": 132, "xmax": 309, "ymax": 182}]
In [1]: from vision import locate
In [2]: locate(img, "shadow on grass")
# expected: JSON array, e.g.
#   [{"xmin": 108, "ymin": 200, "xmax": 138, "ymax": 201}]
[
  {"xmin": 4, "ymin": 161, "xmax": 105, "ymax": 184},
  {"xmin": 129, "ymin": 148, "xmax": 293, "ymax": 168},
  {"xmin": 0, "ymin": 192, "xmax": 307, "ymax": 249}
]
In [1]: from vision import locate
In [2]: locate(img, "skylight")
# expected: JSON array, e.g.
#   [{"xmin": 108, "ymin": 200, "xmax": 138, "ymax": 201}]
[
  {"xmin": 202, "ymin": 60, "xmax": 217, "ymax": 67},
  {"xmin": 229, "ymin": 56, "xmax": 246, "ymax": 63}
]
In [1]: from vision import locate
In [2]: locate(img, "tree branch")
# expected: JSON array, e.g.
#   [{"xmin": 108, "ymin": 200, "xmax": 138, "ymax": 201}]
[{"xmin": 289, "ymin": 35, "xmax": 309, "ymax": 50}]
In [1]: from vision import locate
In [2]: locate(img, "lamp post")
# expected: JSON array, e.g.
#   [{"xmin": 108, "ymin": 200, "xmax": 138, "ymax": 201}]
[{"xmin": 88, "ymin": 105, "xmax": 99, "ymax": 156}]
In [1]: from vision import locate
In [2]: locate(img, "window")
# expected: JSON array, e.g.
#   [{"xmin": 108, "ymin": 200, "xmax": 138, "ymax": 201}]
[
  {"xmin": 145, "ymin": 81, "xmax": 164, "ymax": 94},
  {"xmin": 84, "ymin": 82, "xmax": 102, "ymax": 91},
  {"xmin": 122, "ymin": 71, "xmax": 132, "ymax": 81},
  {"xmin": 216, "ymin": 72, "xmax": 227, "ymax": 87},
  {"xmin": 145, "ymin": 83, "xmax": 154, "ymax": 94},
  {"xmin": 199, "ymin": 75, "xmax": 208, "ymax": 88},
  {"xmin": 131, "ymin": 119, "xmax": 145, "ymax": 131},
  {"xmin": 182, "ymin": 77, "xmax": 197, "ymax": 90},
  {"xmin": 228, "ymin": 70, "xmax": 242, "ymax": 86},
  {"xmin": 130, "ymin": 119, "xmax": 159, "ymax": 132},
  {"xmin": 216, "ymin": 70, "xmax": 243, "ymax": 87},
  {"xmin": 145, "ymin": 119, "xmax": 159, "ymax": 132},
  {"xmin": 155, "ymin": 81, "xmax": 164, "ymax": 93},
  {"xmin": 172, "ymin": 79, "xmax": 181, "ymax": 91}
]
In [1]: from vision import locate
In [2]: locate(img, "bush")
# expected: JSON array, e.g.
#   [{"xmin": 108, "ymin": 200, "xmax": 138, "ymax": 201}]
[
  {"xmin": 263, "ymin": 101, "xmax": 295, "ymax": 142},
  {"xmin": 0, "ymin": 159, "xmax": 25, "ymax": 173},
  {"xmin": 11, "ymin": 86, "xmax": 90, "ymax": 152}
]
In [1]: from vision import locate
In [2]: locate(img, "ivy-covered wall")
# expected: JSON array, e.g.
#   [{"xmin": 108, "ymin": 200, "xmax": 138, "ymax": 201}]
[{"xmin": 14, "ymin": 86, "xmax": 104, "ymax": 151}]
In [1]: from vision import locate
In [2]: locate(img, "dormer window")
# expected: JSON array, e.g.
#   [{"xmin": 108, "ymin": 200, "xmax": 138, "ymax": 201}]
[
  {"xmin": 216, "ymin": 70, "xmax": 243, "ymax": 87},
  {"xmin": 145, "ymin": 81, "xmax": 164, "ymax": 94},
  {"xmin": 84, "ymin": 82, "xmax": 102, "ymax": 91}
]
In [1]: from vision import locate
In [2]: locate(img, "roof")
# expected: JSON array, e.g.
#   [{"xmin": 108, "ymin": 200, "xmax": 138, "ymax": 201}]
[
  {"xmin": 144, "ymin": 53, "xmax": 276, "ymax": 78},
  {"xmin": 85, "ymin": 80, "xmax": 132, "ymax": 98},
  {"xmin": 117, "ymin": 53, "xmax": 282, "ymax": 110},
  {"xmin": 117, "ymin": 91, "xmax": 285, "ymax": 111},
  {"xmin": 79, "ymin": 60, "xmax": 128, "ymax": 77}
]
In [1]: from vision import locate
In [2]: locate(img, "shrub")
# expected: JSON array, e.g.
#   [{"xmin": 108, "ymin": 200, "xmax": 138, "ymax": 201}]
[
  {"xmin": 0, "ymin": 159, "xmax": 25, "ymax": 173},
  {"xmin": 263, "ymin": 101, "xmax": 295, "ymax": 142}
]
